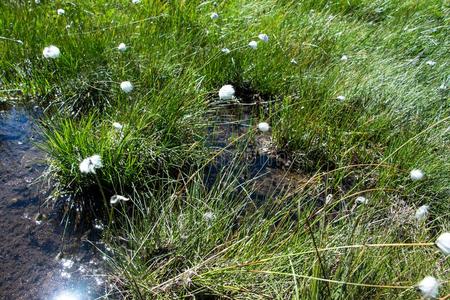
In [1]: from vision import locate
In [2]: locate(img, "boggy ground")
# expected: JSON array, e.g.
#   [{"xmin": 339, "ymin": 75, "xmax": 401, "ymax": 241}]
[{"xmin": 1, "ymin": 0, "xmax": 449, "ymax": 299}]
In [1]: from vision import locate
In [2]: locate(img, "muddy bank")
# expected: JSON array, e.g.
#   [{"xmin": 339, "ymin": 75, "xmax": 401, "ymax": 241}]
[{"xmin": 0, "ymin": 103, "xmax": 111, "ymax": 299}]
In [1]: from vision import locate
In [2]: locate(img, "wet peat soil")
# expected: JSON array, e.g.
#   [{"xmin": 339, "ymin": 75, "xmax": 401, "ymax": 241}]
[{"xmin": 0, "ymin": 103, "xmax": 112, "ymax": 300}]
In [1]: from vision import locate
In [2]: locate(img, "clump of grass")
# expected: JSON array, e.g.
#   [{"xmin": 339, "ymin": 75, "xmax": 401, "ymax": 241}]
[{"xmin": 39, "ymin": 72, "xmax": 208, "ymax": 200}]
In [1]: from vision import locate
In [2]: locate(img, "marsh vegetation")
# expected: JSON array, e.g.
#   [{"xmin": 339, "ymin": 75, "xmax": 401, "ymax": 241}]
[{"xmin": 1, "ymin": 0, "xmax": 449, "ymax": 299}]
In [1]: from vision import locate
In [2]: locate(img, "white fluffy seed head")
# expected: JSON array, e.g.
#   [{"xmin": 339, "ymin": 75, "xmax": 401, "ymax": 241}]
[
  {"xmin": 336, "ymin": 95, "xmax": 346, "ymax": 101},
  {"xmin": 112, "ymin": 122, "xmax": 123, "ymax": 130},
  {"xmin": 248, "ymin": 40, "xmax": 258, "ymax": 49},
  {"xmin": 257, "ymin": 122, "xmax": 270, "ymax": 133},
  {"xmin": 132, "ymin": 0, "xmax": 141, "ymax": 3},
  {"xmin": 57, "ymin": 8, "xmax": 65, "ymax": 15},
  {"xmin": 218, "ymin": 84, "xmax": 235, "ymax": 100},
  {"xmin": 221, "ymin": 48, "xmax": 230, "ymax": 54},
  {"xmin": 203, "ymin": 211, "xmax": 215, "ymax": 222},
  {"xmin": 79, "ymin": 155, "xmax": 103, "ymax": 174},
  {"xmin": 426, "ymin": 60, "xmax": 436, "ymax": 66},
  {"xmin": 341, "ymin": 55, "xmax": 348, "ymax": 61},
  {"xmin": 43, "ymin": 45, "xmax": 60, "ymax": 59},
  {"xmin": 415, "ymin": 205, "xmax": 429, "ymax": 221},
  {"xmin": 210, "ymin": 12, "xmax": 219, "ymax": 19},
  {"xmin": 410, "ymin": 169, "xmax": 424, "ymax": 181},
  {"xmin": 356, "ymin": 196, "xmax": 368, "ymax": 204},
  {"xmin": 258, "ymin": 33, "xmax": 269, "ymax": 43},
  {"xmin": 110, "ymin": 195, "xmax": 130, "ymax": 205},
  {"xmin": 120, "ymin": 81, "xmax": 133, "ymax": 93},
  {"xmin": 118, "ymin": 43, "xmax": 127, "ymax": 52},
  {"xmin": 436, "ymin": 232, "xmax": 450, "ymax": 255},
  {"xmin": 418, "ymin": 276, "xmax": 439, "ymax": 299}
]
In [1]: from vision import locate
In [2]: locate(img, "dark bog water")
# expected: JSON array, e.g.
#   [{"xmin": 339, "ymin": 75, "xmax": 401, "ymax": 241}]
[
  {"xmin": 0, "ymin": 103, "xmax": 111, "ymax": 300},
  {"xmin": 206, "ymin": 101, "xmax": 308, "ymax": 202}
]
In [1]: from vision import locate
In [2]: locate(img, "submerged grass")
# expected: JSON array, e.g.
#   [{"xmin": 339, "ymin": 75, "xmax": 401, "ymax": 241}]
[{"xmin": 1, "ymin": 0, "xmax": 449, "ymax": 299}]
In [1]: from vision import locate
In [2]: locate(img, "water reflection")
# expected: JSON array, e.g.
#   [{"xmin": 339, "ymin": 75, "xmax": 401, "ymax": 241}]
[
  {"xmin": 0, "ymin": 104, "xmax": 111, "ymax": 299},
  {"xmin": 52, "ymin": 290, "xmax": 83, "ymax": 300},
  {"xmin": 206, "ymin": 102, "xmax": 305, "ymax": 203}
]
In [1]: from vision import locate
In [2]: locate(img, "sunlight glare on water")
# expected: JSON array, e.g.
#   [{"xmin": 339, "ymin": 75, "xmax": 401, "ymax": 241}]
[{"xmin": 52, "ymin": 290, "xmax": 82, "ymax": 300}]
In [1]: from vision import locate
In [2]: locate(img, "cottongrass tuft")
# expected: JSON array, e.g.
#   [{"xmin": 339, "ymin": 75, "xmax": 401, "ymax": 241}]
[
  {"xmin": 257, "ymin": 122, "xmax": 270, "ymax": 133},
  {"xmin": 248, "ymin": 40, "xmax": 258, "ymax": 49},
  {"xmin": 356, "ymin": 196, "xmax": 368, "ymax": 204},
  {"xmin": 110, "ymin": 195, "xmax": 130, "ymax": 205},
  {"xmin": 336, "ymin": 95, "xmax": 346, "ymax": 101},
  {"xmin": 341, "ymin": 55, "xmax": 348, "ymax": 61},
  {"xmin": 43, "ymin": 45, "xmax": 60, "ymax": 59},
  {"xmin": 112, "ymin": 122, "xmax": 123, "ymax": 131},
  {"xmin": 132, "ymin": 0, "xmax": 141, "ymax": 3},
  {"xmin": 218, "ymin": 85, "xmax": 235, "ymax": 100},
  {"xmin": 120, "ymin": 81, "xmax": 133, "ymax": 93},
  {"xmin": 425, "ymin": 60, "xmax": 436, "ymax": 66},
  {"xmin": 117, "ymin": 43, "xmax": 127, "ymax": 52},
  {"xmin": 258, "ymin": 33, "xmax": 269, "ymax": 43},
  {"xmin": 57, "ymin": 9, "xmax": 65, "ymax": 15},
  {"xmin": 203, "ymin": 211, "xmax": 215, "ymax": 222},
  {"xmin": 435, "ymin": 232, "xmax": 450, "ymax": 255},
  {"xmin": 417, "ymin": 276, "xmax": 439, "ymax": 299},
  {"xmin": 415, "ymin": 205, "xmax": 429, "ymax": 221},
  {"xmin": 210, "ymin": 12, "xmax": 219, "ymax": 20},
  {"xmin": 79, "ymin": 154, "xmax": 103, "ymax": 174},
  {"xmin": 221, "ymin": 48, "xmax": 230, "ymax": 54},
  {"xmin": 410, "ymin": 169, "xmax": 424, "ymax": 181}
]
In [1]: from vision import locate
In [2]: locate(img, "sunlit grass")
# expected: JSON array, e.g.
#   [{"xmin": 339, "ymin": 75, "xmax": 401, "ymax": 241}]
[{"xmin": 1, "ymin": 0, "xmax": 448, "ymax": 298}]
